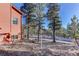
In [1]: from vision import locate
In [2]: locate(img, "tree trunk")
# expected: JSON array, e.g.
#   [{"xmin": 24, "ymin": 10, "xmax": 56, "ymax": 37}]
[
  {"xmin": 73, "ymin": 32, "xmax": 79, "ymax": 46},
  {"xmin": 27, "ymin": 16, "xmax": 30, "ymax": 40},
  {"xmin": 52, "ymin": 28, "xmax": 56, "ymax": 43},
  {"xmin": 27, "ymin": 25, "xmax": 29, "ymax": 40},
  {"xmin": 74, "ymin": 38, "xmax": 79, "ymax": 46},
  {"xmin": 53, "ymin": 20, "xmax": 56, "ymax": 43},
  {"xmin": 37, "ymin": 21, "xmax": 40, "ymax": 41}
]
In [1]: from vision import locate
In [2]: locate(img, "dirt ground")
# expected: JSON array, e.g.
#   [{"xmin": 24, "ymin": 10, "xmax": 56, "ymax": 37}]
[{"xmin": 0, "ymin": 40, "xmax": 79, "ymax": 56}]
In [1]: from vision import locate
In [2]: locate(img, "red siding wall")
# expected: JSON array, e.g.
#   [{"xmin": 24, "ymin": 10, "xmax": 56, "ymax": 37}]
[
  {"xmin": 0, "ymin": 3, "xmax": 22, "ymax": 43},
  {"xmin": 11, "ymin": 7, "xmax": 22, "ymax": 40},
  {"xmin": 0, "ymin": 3, "xmax": 11, "ymax": 34}
]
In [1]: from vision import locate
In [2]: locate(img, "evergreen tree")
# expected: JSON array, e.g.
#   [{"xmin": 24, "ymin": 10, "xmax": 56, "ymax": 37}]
[
  {"xmin": 34, "ymin": 3, "xmax": 46, "ymax": 41},
  {"xmin": 67, "ymin": 15, "xmax": 79, "ymax": 45},
  {"xmin": 67, "ymin": 23, "xmax": 72, "ymax": 37},
  {"xmin": 20, "ymin": 3, "xmax": 36, "ymax": 40},
  {"xmin": 47, "ymin": 3, "xmax": 61, "ymax": 42}
]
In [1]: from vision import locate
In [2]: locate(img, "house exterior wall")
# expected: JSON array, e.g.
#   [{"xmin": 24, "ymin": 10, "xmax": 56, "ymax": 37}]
[
  {"xmin": 11, "ymin": 7, "xmax": 22, "ymax": 40},
  {"xmin": 0, "ymin": 3, "xmax": 22, "ymax": 43},
  {"xmin": 0, "ymin": 3, "xmax": 11, "ymax": 42},
  {"xmin": 0, "ymin": 3, "xmax": 11, "ymax": 34}
]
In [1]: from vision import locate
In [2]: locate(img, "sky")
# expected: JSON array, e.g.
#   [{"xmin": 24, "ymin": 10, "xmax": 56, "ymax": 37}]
[
  {"xmin": 14, "ymin": 3, "xmax": 79, "ymax": 29},
  {"xmin": 60, "ymin": 3, "xmax": 79, "ymax": 29}
]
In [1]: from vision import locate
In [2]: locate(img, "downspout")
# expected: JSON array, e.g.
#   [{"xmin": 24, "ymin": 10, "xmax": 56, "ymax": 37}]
[
  {"xmin": 10, "ymin": 4, "xmax": 11, "ymax": 33},
  {"xmin": 10, "ymin": 3, "xmax": 12, "ymax": 42},
  {"xmin": 21, "ymin": 15, "xmax": 22, "ymax": 41}
]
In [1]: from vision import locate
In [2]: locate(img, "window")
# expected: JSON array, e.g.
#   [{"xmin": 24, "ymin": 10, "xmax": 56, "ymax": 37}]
[
  {"xmin": 11, "ymin": 35, "xmax": 18, "ymax": 39},
  {"xmin": 12, "ymin": 17, "xmax": 18, "ymax": 24}
]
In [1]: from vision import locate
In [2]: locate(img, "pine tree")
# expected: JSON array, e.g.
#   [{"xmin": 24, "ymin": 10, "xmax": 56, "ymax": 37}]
[
  {"xmin": 34, "ymin": 3, "xmax": 46, "ymax": 41},
  {"xmin": 20, "ymin": 3, "xmax": 36, "ymax": 40},
  {"xmin": 67, "ymin": 15, "xmax": 79, "ymax": 46},
  {"xmin": 47, "ymin": 3, "xmax": 61, "ymax": 43},
  {"xmin": 67, "ymin": 23, "xmax": 72, "ymax": 37}
]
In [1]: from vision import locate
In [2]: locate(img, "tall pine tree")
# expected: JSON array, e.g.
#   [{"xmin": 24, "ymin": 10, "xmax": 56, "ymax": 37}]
[
  {"xmin": 67, "ymin": 15, "xmax": 79, "ymax": 46},
  {"xmin": 20, "ymin": 3, "xmax": 36, "ymax": 40},
  {"xmin": 47, "ymin": 3, "xmax": 61, "ymax": 43},
  {"xmin": 34, "ymin": 3, "xmax": 46, "ymax": 41}
]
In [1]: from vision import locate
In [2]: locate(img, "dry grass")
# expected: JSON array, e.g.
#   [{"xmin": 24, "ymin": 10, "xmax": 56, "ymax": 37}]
[{"xmin": 0, "ymin": 40, "xmax": 79, "ymax": 56}]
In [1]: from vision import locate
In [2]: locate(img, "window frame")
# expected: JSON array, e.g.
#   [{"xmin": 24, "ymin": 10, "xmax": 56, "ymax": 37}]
[{"xmin": 12, "ymin": 17, "xmax": 18, "ymax": 24}]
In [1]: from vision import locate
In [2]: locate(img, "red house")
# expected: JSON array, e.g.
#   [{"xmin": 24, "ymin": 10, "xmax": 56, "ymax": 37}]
[{"xmin": 0, "ymin": 3, "xmax": 22, "ymax": 44}]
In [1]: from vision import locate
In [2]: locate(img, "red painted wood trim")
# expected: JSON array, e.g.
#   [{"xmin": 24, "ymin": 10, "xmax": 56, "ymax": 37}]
[
  {"xmin": 0, "ymin": 33, "xmax": 10, "ymax": 35},
  {"xmin": 12, "ymin": 6, "xmax": 22, "ymax": 15},
  {"xmin": 21, "ymin": 15, "xmax": 22, "ymax": 40}
]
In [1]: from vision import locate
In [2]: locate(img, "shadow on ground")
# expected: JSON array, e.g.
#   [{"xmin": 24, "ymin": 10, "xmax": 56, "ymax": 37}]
[{"xmin": 0, "ymin": 50, "xmax": 36, "ymax": 56}]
